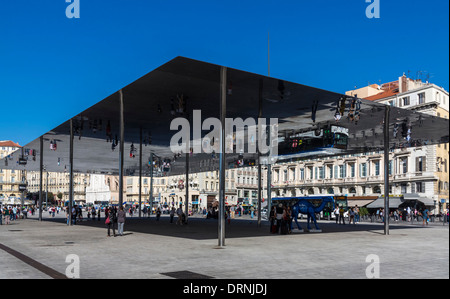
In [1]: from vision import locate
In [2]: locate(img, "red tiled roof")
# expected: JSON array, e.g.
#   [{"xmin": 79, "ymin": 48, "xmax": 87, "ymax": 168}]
[
  {"xmin": 0, "ymin": 141, "xmax": 21, "ymax": 148},
  {"xmin": 364, "ymin": 88, "xmax": 399, "ymax": 101}
]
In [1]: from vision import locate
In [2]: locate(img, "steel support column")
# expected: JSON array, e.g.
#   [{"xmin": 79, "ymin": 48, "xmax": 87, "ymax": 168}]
[
  {"xmin": 149, "ymin": 152, "xmax": 154, "ymax": 216},
  {"xmin": 139, "ymin": 127, "xmax": 142, "ymax": 218},
  {"xmin": 257, "ymin": 78, "xmax": 263, "ymax": 227},
  {"xmin": 39, "ymin": 136, "xmax": 43, "ymax": 221},
  {"xmin": 218, "ymin": 66, "xmax": 227, "ymax": 247},
  {"xmin": 384, "ymin": 105, "xmax": 391, "ymax": 235},
  {"xmin": 119, "ymin": 89, "xmax": 124, "ymax": 207},
  {"xmin": 185, "ymin": 152, "xmax": 189, "ymax": 224},
  {"xmin": 69, "ymin": 118, "xmax": 74, "ymax": 226}
]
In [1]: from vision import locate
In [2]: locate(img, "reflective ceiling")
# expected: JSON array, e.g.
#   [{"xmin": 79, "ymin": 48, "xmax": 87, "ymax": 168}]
[{"xmin": 4, "ymin": 57, "xmax": 449, "ymax": 176}]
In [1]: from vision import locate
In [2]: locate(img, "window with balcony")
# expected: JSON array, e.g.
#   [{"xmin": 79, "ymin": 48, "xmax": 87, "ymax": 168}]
[
  {"xmin": 360, "ymin": 163, "xmax": 367, "ymax": 177},
  {"xmin": 401, "ymin": 96, "xmax": 410, "ymax": 106},
  {"xmin": 416, "ymin": 156, "xmax": 426, "ymax": 172},
  {"xmin": 400, "ymin": 157, "xmax": 408, "ymax": 174},
  {"xmin": 299, "ymin": 168, "xmax": 305, "ymax": 181},
  {"xmin": 416, "ymin": 182, "xmax": 424, "ymax": 193},
  {"xmin": 327, "ymin": 165, "xmax": 333, "ymax": 179},
  {"xmin": 349, "ymin": 163, "xmax": 355, "ymax": 178},
  {"xmin": 339, "ymin": 165, "xmax": 345, "ymax": 178},
  {"xmin": 418, "ymin": 92, "xmax": 425, "ymax": 104},
  {"xmin": 374, "ymin": 160, "xmax": 380, "ymax": 176}
]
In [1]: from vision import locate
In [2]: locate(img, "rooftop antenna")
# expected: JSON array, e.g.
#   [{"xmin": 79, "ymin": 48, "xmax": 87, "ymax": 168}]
[{"xmin": 268, "ymin": 31, "xmax": 270, "ymax": 77}]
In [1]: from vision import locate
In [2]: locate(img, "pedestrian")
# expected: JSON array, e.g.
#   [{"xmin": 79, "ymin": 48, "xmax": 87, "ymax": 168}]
[
  {"xmin": 339, "ymin": 206, "xmax": 346, "ymax": 225},
  {"xmin": 156, "ymin": 207, "xmax": 161, "ymax": 221},
  {"xmin": 4, "ymin": 207, "xmax": 10, "ymax": 225},
  {"xmin": 170, "ymin": 207, "xmax": 175, "ymax": 223},
  {"xmin": 269, "ymin": 206, "xmax": 276, "ymax": 233},
  {"xmin": 176, "ymin": 204, "xmax": 183, "ymax": 225},
  {"xmin": 275, "ymin": 203, "xmax": 284, "ymax": 233},
  {"xmin": 349, "ymin": 207, "xmax": 355, "ymax": 225},
  {"xmin": 66, "ymin": 207, "xmax": 70, "ymax": 225},
  {"xmin": 422, "ymin": 207, "xmax": 429, "ymax": 226},
  {"xmin": 72, "ymin": 205, "xmax": 77, "ymax": 225},
  {"xmin": 286, "ymin": 206, "xmax": 292, "ymax": 233},
  {"xmin": 355, "ymin": 205, "xmax": 360, "ymax": 223},
  {"xmin": 117, "ymin": 206, "xmax": 126, "ymax": 236},
  {"xmin": 333, "ymin": 205, "xmax": 340, "ymax": 224},
  {"xmin": 106, "ymin": 206, "xmax": 117, "ymax": 237}
]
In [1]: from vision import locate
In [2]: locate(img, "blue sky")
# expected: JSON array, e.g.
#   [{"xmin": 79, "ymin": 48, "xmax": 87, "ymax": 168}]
[{"xmin": 0, "ymin": 0, "xmax": 448, "ymax": 146}]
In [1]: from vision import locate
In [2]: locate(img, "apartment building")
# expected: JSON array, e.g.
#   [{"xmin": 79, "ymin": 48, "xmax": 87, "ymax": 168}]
[
  {"xmin": 342, "ymin": 75, "xmax": 448, "ymax": 211},
  {"xmin": 0, "ymin": 141, "xmax": 24, "ymax": 203}
]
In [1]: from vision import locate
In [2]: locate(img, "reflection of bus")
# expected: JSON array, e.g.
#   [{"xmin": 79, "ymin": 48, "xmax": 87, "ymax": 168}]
[
  {"xmin": 272, "ymin": 195, "xmax": 348, "ymax": 219},
  {"xmin": 278, "ymin": 125, "xmax": 349, "ymax": 158}
]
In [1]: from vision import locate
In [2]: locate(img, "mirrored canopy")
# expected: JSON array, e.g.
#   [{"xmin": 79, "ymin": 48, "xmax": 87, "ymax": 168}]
[{"xmin": 5, "ymin": 57, "xmax": 449, "ymax": 176}]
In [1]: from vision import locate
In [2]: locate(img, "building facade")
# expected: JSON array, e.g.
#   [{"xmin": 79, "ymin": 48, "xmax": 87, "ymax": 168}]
[{"xmin": 0, "ymin": 141, "xmax": 24, "ymax": 204}]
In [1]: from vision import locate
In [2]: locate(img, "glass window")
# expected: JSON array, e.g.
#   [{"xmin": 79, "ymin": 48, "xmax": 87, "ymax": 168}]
[
  {"xmin": 418, "ymin": 92, "xmax": 425, "ymax": 104},
  {"xmin": 360, "ymin": 163, "xmax": 367, "ymax": 177},
  {"xmin": 374, "ymin": 161, "xmax": 380, "ymax": 176}
]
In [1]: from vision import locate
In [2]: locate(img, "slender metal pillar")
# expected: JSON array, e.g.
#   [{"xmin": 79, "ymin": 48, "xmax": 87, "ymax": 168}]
[
  {"xmin": 218, "ymin": 66, "xmax": 227, "ymax": 247},
  {"xmin": 185, "ymin": 152, "xmax": 189, "ymax": 223},
  {"xmin": 383, "ymin": 105, "xmax": 391, "ymax": 235},
  {"xmin": 149, "ymin": 152, "xmax": 154, "ymax": 216},
  {"xmin": 39, "ymin": 136, "xmax": 43, "ymax": 221},
  {"xmin": 139, "ymin": 127, "xmax": 142, "ymax": 218},
  {"xmin": 257, "ymin": 163, "xmax": 262, "ymax": 226},
  {"xmin": 119, "ymin": 89, "xmax": 124, "ymax": 207},
  {"xmin": 257, "ymin": 78, "xmax": 263, "ymax": 227},
  {"xmin": 267, "ymin": 164, "xmax": 272, "ymax": 215},
  {"xmin": 69, "ymin": 118, "xmax": 74, "ymax": 226}
]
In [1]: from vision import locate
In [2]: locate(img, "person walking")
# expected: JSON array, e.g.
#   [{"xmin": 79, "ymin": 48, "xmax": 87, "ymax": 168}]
[
  {"xmin": 117, "ymin": 206, "xmax": 126, "ymax": 236},
  {"xmin": 355, "ymin": 205, "xmax": 360, "ymax": 223},
  {"xmin": 106, "ymin": 206, "xmax": 117, "ymax": 237},
  {"xmin": 339, "ymin": 206, "xmax": 346, "ymax": 225},
  {"xmin": 349, "ymin": 207, "xmax": 356, "ymax": 225},
  {"xmin": 275, "ymin": 203, "xmax": 284, "ymax": 233},
  {"xmin": 156, "ymin": 207, "xmax": 161, "ymax": 221},
  {"xmin": 176, "ymin": 204, "xmax": 183, "ymax": 225},
  {"xmin": 269, "ymin": 206, "xmax": 276, "ymax": 233},
  {"xmin": 170, "ymin": 206, "xmax": 175, "ymax": 223},
  {"xmin": 4, "ymin": 207, "xmax": 10, "ymax": 225},
  {"xmin": 333, "ymin": 205, "xmax": 340, "ymax": 224},
  {"xmin": 422, "ymin": 207, "xmax": 429, "ymax": 226}
]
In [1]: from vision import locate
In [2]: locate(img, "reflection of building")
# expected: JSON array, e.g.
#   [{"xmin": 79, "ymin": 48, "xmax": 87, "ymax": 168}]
[
  {"xmin": 27, "ymin": 171, "xmax": 88, "ymax": 204},
  {"xmin": 0, "ymin": 141, "xmax": 23, "ymax": 203},
  {"xmin": 86, "ymin": 174, "xmax": 111, "ymax": 204},
  {"xmin": 271, "ymin": 75, "xmax": 447, "ymax": 213}
]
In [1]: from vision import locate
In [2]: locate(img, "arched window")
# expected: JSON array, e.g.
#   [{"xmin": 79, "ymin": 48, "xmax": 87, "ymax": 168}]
[
  {"xmin": 349, "ymin": 187, "xmax": 356, "ymax": 194},
  {"xmin": 308, "ymin": 188, "xmax": 314, "ymax": 195}
]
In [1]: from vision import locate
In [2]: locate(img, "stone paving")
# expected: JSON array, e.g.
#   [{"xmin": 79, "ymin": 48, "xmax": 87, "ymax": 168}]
[{"xmin": 0, "ymin": 214, "xmax": 448, "ymax": 279}]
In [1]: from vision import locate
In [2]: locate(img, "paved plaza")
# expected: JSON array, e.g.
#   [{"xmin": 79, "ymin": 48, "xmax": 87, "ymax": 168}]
[{"xmin": 0, "ymin": 213, "xmax": 448, "ymax": 280}]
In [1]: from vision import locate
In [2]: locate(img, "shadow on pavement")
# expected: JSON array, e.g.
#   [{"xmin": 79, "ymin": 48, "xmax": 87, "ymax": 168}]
[{"xmin": 24, "ymin": 215, "xmax": 425, "ymax": 240}]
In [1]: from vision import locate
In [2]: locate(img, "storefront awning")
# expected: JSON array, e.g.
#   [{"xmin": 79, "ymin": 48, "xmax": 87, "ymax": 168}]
[{"xmin": 367, "ymin": 197, "xmax": 404, "ymax": 209}]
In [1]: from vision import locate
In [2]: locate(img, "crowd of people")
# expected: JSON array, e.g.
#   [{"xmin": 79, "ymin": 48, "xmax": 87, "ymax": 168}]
[{"xmin": 0, "ymin": 205, "xmax": 37, "ymax": 225}]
